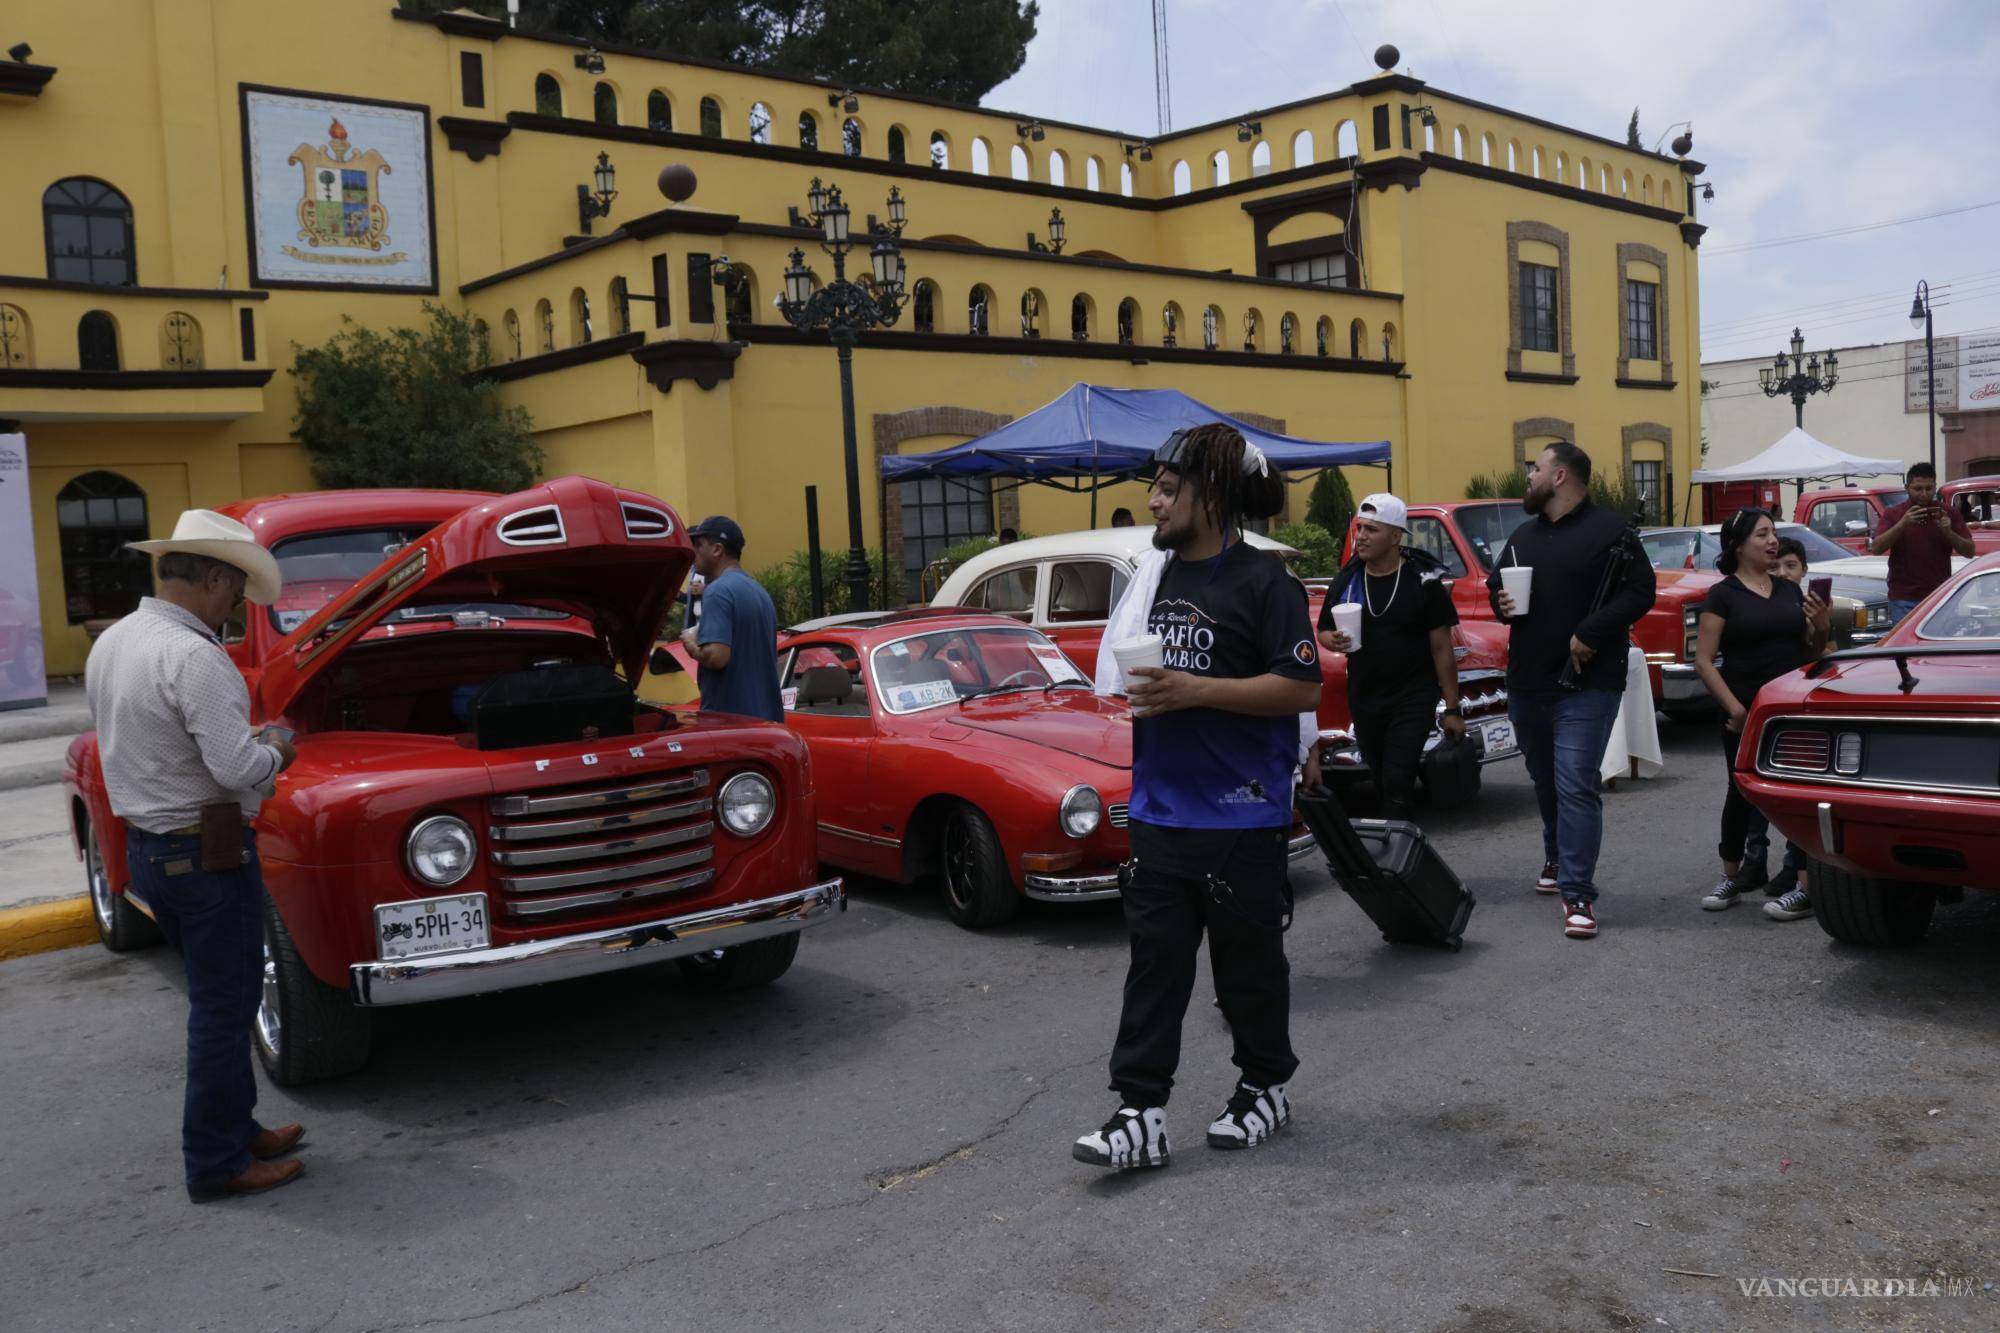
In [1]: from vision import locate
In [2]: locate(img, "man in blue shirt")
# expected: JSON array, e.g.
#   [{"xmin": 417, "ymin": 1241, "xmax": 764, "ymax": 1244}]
[
  {"xmin": 680, "ymin": 516, "xmax": 783, "ymax": 723},
  {"xmin": 1073, "ymin": 424, "xmax": 1321, "ymax": 1173}
]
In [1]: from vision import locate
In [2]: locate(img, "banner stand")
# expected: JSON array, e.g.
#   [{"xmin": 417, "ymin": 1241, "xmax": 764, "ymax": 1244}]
[{"xmin": 0, "ymin": 433, "xmax": 49, "ymax": 711}]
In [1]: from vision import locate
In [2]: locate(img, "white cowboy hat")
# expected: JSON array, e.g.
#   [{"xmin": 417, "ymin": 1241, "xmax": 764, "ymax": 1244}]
[{"xmin": 128, "ymin": 510, "xmax": 284, "ymax": 605}]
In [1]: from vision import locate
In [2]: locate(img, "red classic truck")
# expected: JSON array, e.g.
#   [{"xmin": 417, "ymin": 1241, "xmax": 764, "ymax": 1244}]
[
  {"xmin": 1340, "ymin": 500, "xmax": 1717, "ymax": 709},
  {"xmin": 1794, "ymin": 475, "xmax": 2000, "ymax": 553},
  {"xmin": 65, "ymin": 477, "xmax": 842, "ymax": 1085}
]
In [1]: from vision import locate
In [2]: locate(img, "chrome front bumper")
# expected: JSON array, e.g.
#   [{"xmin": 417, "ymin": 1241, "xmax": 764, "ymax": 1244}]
[
  {"xmin": 349, "ymin": 879, "xmax": 845, "ymax": 1007},
  {"xmin": 1022, "ymin": 833, "xmax": 1316, "ymax": 902},
  {"xmin": 1659, "ymin": 662, "xmax": 1708, "ymax": 704}
]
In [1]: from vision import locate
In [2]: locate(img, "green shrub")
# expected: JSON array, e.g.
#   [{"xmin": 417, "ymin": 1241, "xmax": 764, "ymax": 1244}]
[
  {"xmin": 1464, "ymin": 469, "xmax": 1530, "ymax": 500},
  {"xmin": 751, "ymin": 548, "xmax": 898, "ymax": 624},
  {"xmin": 1304, "ymin": 468, "xmax": 1356, "ymax": 535},
  {"xmin": 1271, "ymin": 521, "xmax": 1339, "ymax": 576}
]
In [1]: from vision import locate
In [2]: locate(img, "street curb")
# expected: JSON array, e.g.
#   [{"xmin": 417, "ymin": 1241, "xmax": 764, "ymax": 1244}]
[
  {"xmin": 0, "ymin": 759, "xmax": 68, "ymax": 793},
  {"xmin": 0, "ymin": 896, "xmax": 95, "ymax": 962}
]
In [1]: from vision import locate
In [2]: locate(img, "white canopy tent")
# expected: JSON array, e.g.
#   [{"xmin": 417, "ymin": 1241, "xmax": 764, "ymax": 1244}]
[{"xmin": 1690, "ymin": 426, "xmax": 1902, "ymax": 484}]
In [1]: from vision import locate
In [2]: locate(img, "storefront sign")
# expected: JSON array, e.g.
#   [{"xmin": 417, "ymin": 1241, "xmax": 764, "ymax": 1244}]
[
  {"xmin": 1958, "ymin": 332, "xmax": 2000, "ymax": 414},
  {"xmin": 0, "ymin": 434, "xmax": 48, "ymax": 710},
  {"xmin": 1904, "ymin": 335, "xmax": 1958, "ymax": 413}
]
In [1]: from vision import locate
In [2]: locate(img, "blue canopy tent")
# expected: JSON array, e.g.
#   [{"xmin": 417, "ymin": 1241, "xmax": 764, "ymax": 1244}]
[{"xmin": 878, "ymin": 383, "xmax": 1392, "ymax": 526}]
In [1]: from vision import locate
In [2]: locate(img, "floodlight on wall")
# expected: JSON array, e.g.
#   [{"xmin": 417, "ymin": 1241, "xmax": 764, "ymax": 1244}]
[
  {"xmin": 828, "ymin": 89, "xmax": 859, "ymax": 113},
  {"xmin": 1123, "ymin": 141, "xmax": 1153, "ymax": 161},
  {"xmin": 574, "ymin": 47, "xmax": 606, "ymax": 74},
  {"xmin": 1016, "ymin": 120, "xmax": 1046, "ymax": 142},
  {"xmin": 7, "ymin": 42, "xmax": 31, "ymax": 62},
  {"xmin": 1236, "ymin": 120, "xmax": 1262, "ymax": 143}
]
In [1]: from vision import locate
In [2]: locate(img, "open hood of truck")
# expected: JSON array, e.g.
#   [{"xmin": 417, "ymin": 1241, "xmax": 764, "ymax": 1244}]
[{"xmin": 258, "ymin": 477, "xmax": 692, "ymax": 718}]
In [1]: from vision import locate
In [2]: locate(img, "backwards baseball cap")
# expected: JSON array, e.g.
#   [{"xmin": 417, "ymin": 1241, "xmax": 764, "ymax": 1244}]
[
  {"xmin": 687, "ymin": 515, "xmax": 746, "ymax": 553},
  {"xmin": 1356, "ymin": 493, "xmax": 1409, "ymax": 530}
]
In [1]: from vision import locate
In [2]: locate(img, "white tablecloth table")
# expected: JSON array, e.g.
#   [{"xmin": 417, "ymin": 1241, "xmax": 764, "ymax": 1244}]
[{"xmin": 1600, "ymin": 645, "xmax": 1664, "ymax": 784}]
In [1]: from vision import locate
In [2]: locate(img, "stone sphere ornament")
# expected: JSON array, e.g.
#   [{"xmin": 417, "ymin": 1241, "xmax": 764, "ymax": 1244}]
[
  {"xmin": 658, "ymin": 164, "xmax": 698, "ymax": 203},
  {"xmin": 1374, "ymin": 44, "xmax": 1400, "ymax": 71}
]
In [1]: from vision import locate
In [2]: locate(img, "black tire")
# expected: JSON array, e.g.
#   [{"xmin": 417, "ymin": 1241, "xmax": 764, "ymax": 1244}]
[
  {"xmin": 85, "ymin": 817, "xmax": 162, "ymax": 953},
  {"xmin": 1810, "ymin": 859, "xmax": 1935, "ymax": 948},
  {"xmin": 939, "ymin": 803, "xmax": 1019, "ymax": 929},
  {"xmin": 255, "ymin": 898, "xmax": 372, "ymax": 1086},
  {"xmin": 675, "ymin": 930, "xmax": 800, "ymax": 989}
]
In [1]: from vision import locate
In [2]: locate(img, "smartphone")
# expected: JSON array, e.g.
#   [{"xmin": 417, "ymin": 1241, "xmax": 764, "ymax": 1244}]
[
  {"xmin": 261, "ymin": 725, "xmax": 295, "ymax": 744},
  {"xmin": 1808, "ymin": 576, "xmax": 1832, "ymax": 603}
]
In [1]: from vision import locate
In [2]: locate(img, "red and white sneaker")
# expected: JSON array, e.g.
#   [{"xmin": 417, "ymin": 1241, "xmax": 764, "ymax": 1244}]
[
  {"xmin": 1562, "ymin": 898, "xmax": 1598, "ymax": 939},
  {"xmin": 1535, "ymin": 860, "xmax": 1560, "ymax": 895}
]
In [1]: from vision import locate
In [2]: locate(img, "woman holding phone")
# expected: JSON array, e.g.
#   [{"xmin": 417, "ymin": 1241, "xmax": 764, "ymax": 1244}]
[{"xmin": 1693, "ymin": 509, "xmax": 1831, "ymax": 912}]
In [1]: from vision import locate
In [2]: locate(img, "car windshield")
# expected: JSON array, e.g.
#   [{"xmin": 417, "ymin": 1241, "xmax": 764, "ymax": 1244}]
[
  {"xmin": 1777, "ymin": 524, "xmax": 1854, "ymax": 565},
  {"xmin": 267, "ymin": 528, "xmax": 565, "ymax": 633},
  {"xmin": 1453, "ymin": 502, "xmax": 1531, "ymax": 572},
  {"xmin": 1916, "ymin": 571, "xmax": 2000, "ymax": 640},
  {"xmin": 1641, "ymin": 529, "xmax": 1700, "ymax": 569},
  {"xmin": 869, "ymin": 624, "xmax": 1087, "ymax": 714}
]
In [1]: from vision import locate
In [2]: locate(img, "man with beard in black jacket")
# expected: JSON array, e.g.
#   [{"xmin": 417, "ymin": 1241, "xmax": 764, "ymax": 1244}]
[
  {"xmin": 1485, "ymin": 443, "xmax": 1654, "ymax": 940},
  {"xmin": 1316, "ymin": 493, "xmax": 1464, "ymax": 822}
]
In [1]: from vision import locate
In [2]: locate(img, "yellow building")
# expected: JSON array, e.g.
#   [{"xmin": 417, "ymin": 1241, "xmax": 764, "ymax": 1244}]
[{"xmin": 0, "ymin": 1, "xmax": 1706, "ymax": 677}]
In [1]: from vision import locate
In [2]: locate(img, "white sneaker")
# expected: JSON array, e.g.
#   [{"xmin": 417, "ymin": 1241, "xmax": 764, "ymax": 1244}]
[
  {"xmin": 1073, "ymin": 1104, "xmax": 1170, "ymax": 1169},
  {"xmin": 1206, "ymin": 1081, "xmax": 1290, "ymax": 1149},
  {"xmin": 1535, "ymin": 860, "xmax": 1560, "ymax": 895}
]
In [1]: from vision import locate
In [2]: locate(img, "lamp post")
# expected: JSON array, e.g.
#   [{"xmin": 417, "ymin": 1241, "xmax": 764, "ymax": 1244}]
[
  {"xmin": 1757, "ymin": 326, "xmax": 1838, "ymax": 429},
  {"xmin": 576, "ymin": 151, "xmax": 617, "ymax": 234},
  {"xmin": 1911, "ymin": 281, "xmax": 1937, "ymax": 472},
  {"xmin": 776, "ymin": 177, "xmax": 910, "ymax": 612}
]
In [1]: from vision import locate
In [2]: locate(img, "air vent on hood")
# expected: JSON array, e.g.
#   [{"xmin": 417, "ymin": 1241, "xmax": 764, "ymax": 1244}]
[
  {"xmin": 497, "ymin": 504, "xmax": 566, "ymax": 547},
  {"xmin": 621, "ymin": 502, "xmax": 673, "ymax": 540}
]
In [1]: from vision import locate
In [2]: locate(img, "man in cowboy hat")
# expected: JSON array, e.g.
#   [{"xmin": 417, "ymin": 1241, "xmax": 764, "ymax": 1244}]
[{"xmin": 86, "ymin": 509, "xmax": 305, "ymax": 1201}]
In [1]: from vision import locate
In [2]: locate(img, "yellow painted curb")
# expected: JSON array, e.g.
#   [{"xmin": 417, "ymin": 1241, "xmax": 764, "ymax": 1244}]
[{"xmin": 0, "ymin": 897, "xmax": 96, "ymax": 962}]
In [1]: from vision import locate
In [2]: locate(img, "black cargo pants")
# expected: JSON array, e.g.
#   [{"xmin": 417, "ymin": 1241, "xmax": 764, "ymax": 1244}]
[{"xmin": 1108, "ymin": 820, "xmax": 1299, "ymax": 1108}]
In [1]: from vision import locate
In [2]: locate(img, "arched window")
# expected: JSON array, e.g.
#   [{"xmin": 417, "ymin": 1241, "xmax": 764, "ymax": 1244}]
[
  {"xmin": 1381, "ymin": 321, "xmax": 1398, "ymax": 360},
  {"xmin": 1424, "ymin": 121, "xmax": 1437, "ymax": 152},
  {"xmin": 569, "ymin": 287, "xmax": 593, "ymax": 345},
  {"xmin": 1600, "ymin": 164, "xmax": 1612, "ymax": 193},
  {"xmin": 1557, "ymin": 151, "xmax": 1569, "ymax": 182},
  {"xmin": 1210, "ymin": 149, "xmax": 1230, "ymax": 187},
  {"xmin": 1020, "ymin": 289, "xmax": 1043, "ymax": 339},
  {"xmin": 593, "ymin": 82, "xmax": 618, "ymax": 125},
  {"xmin": 501, "ymin": 309, "xmax": 521, "ymax": 361},
  {"xmin": 843, "ymin": 117, "xmax": 863, "ymax": 156},
  {"xmin": 1336, "ymin": 121, "xmax": 1360, "ymax": 159},
  {"xmin": 534, "ymin": 298, "xmax": 555, "ymax": 354},
  {"xmin": 798, "ymin": 111, "xmax": 820, "ymax": 150},
  {"xmin": 749, "ymin": 102, "xmax": 772, "ymax": 144},
  {"xmin": 1292, "ymin": 129, "xmax": 1315, "ymax": 168},
  {"xmin": 160, "ymin": 311, "xmax": 202, "ymax": 370},
  {"xmin": 1506, "ymin": 141, "xmax": 1519, "ymax": 172},
  {"xmin": 0, "ymin": 303, "xmax": 31, "ymax": 368},
  {"xmin": 1452, "ymin": 126, "xmax": 1467, "ymax": 159},
  {"xmin": 647, "ymin": 90, "xmax": 672, "ymax": 132},
  {"xmin": 1315, "ymin": 315, "xmax": 1331, "ymax": 358},
  {"xmin": 1349, "ymin": 318, "xmax": 1366, "ymax": 359},
  {"xmin": 1010, "ymin": 143, "xmax": 1030, "ymax": 180},
  {"xmin": 1481, "ymin": 134, "xmax": 1495, "ymax": 167},
  {"xmin": 1120, "ymin": 162, "xmax": 1134, "ymax": 196},
  {"xmin": 971, "ymin": 138, "xmax": 990, "ymax": 174},
  {"xmin": 1242, "ymin": 307, "xmax": 1261, "ymax": 352},
  {"xmin": 1202, "ymin": 305, "xmax": 1220, "ymax": 350},
  {"xmin": 913, "ymin": 279, "xmax": 938, "ymax": 333},
  {"xmin": 1162, "ymin": 301, "xmax": 1184, "ymax": 347},
  {"xmin": 887, "ymin": 126, "xmax": 906, "ymax": 162},
  {"xmin": 1579, "ymin": 156, "xmax": 1593, "ymax": 189},
  {"xmin": 1171, "ymin": 160, "xmax": 1191, "ymax": 194},
  {"xmin": 77, "ymin": 311, "xmax": 119, "ymax": 370},
  {"xmin": 43, "ymin": 179, "xmax": 135, "ymax": 285},
  {"xmin": 535, "ymin": 74, "xmax": 562, "ymax": 117},
  {"xmin": 608, "ymin": 278, "xmax": 631, "ymax": 335},
  {"xmin": 1641, "ymin": 174, "xmax": 1654, "ymax": 204},
  {"xmin": 1620, "ymin": 169, "xmax": 1633, "ymax": 198},
  {"xmin": 1070, "ymin": 293, "xmax": 1092, "ymax": 341},
  {"xmin": 968, "ymin": 285, "xmax": 992, "ymax": 335},
  {"xmin": 1279, "ymin": 312, "xmax": 1297, "ymax": 355},
  {"xmin": 1117, "ymin": 298, "xmax": 1138, "ymax": 345},
  {"xmin": 1048, "ymin": 151, "xmax": 1067, "ymax": 187},
  {"xmin": 1531, "ymin": 146, "xmax": 1543, "ymax": 178},
  {"xmin": 1086, "ymin": 156, "xmax": 1102, "ymax": 191},
  {"xmin": 930, "ymin": 131, "xmax": 949, "ymax": 169},
  {"xmin": 1250, "ymin": 141, "xmax": 1272, "ymax": 176},
  {"xmin": 699, "ymin": 97, "xmax": 722, "ymax": 138},
  {"xmin": 55, "ymin": 471, "xmax": 153, "ymax": 624},
  {"xmin": 724, "ymin": 266, "xmax": 754, "ymax": 328}
]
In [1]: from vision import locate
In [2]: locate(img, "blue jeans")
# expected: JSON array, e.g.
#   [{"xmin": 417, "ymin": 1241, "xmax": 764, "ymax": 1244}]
[
  {"xmin": 1508, "ymin": 687, "xmax": 1623, "ymax": 904},
  {"xmin": 1743, "ymin": 809, "xmax": 1805, "ymax": 876},
  {"xmin": 1886, "ymin": 599, "xmax": 1920, "ymax": 625},
  {"xmin": 126, "ymin": 824, "xmax": 269, "ymax": 1196}
]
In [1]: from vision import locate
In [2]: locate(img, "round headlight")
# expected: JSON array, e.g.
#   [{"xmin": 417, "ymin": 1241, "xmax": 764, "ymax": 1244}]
[
  {"xmin": 1059, "ymin": 784, "xmax": 1102, "ymax": 839},
  {"xmin": 407, "ymin": 814, "xmax": 476, "ymax": 886},
  {"xmin": 717, "ymin": 771, "xmax": 777, "ymax": 837}
]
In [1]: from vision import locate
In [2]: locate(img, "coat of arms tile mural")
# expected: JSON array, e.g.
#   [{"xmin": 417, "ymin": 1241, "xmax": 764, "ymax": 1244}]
[{"xmin": 240, "ymin": 85, "xmax": 436, "ymax": 292}]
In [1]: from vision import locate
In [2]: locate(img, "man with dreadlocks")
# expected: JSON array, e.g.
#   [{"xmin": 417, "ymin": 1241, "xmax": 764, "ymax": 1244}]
[{"xmin": 1074, "ymin": 423, "xmax": 1322, "ymax": 1171}]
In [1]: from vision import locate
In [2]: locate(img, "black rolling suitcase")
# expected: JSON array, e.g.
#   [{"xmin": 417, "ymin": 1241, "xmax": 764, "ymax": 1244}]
[{"xmin": 1296, "ymin": 785, "xmax": 1475, "ymax": 951}]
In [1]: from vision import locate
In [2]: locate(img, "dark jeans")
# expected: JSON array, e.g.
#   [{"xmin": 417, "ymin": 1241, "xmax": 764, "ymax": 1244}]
[
  {"xmin": 1508, "ymin": 687, "xmax": 1623, "ymax": 904},
  {"xmin": 1744, "ymin": 810, "xmax": 1805, "ymax": 876},
  {"xmin": 1352, "ymin": 684, "xmax": 1439, "ymax": 823},
  {"xmin": 1109, "ymin": 822, "xmax": 1298, "ymax": 1107},
  {"xmin": 126, "ymin": 824, "xmax": 269, "ymax": 1195}
]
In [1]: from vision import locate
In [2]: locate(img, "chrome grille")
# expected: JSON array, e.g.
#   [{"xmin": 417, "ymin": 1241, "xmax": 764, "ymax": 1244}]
[
  {"xmin": 487, "ymin": 771, "xmax": 715, "ymax": 921},
  {"xmin": 1769, "ymin": 729, "xmax": 1831, "ymax": 772},
  {"xmin": 1108, "ymin": 803, "xmax": 1129, "ymax": 829}
]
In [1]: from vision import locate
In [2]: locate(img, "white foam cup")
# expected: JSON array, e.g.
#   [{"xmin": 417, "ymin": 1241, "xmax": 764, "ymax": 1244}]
[
  {"xmin": 1331, "ymin": 602, "xmax": 1363, "ymax": 651},
  {"xmin": 1500, "ymin": 565, "xmax": 1533, "ymax": 616},
  {"xmin": 1111, "ymin": 634, "xmax": 1165, "ymax": 690}
]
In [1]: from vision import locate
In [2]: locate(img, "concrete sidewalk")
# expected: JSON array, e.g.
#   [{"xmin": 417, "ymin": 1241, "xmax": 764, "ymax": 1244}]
[{"xmin": 0, "ymin": 680, "xmax": 92, "ymax": 957}]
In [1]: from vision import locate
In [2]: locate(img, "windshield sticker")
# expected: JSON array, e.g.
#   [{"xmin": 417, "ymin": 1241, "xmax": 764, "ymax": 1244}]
[
  {"xmin": 782, "ymin": 687, "xmax": 799, "ymax": 712},
  {"xmin": 887, "ymin": 678, "xmax": 957, "ymax": 711},
  {"xmin": 1030, "ymin": 644, "xmax": 1085, "ymax": 681},
  {"xmin": 888, "ymin": 642, "xmax": 909, "ymax": 656}
]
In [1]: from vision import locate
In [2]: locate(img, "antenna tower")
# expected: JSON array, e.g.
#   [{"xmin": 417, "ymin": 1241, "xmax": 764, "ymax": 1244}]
[{"xmin": 1151, "ymin": 0, "xmax": 1172, "ymax": 135}]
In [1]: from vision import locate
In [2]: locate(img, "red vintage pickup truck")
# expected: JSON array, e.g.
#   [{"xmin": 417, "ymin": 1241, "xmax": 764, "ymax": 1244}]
[
  {"xmin": 1340, "ymin": 500, "xmax": 1715, "ymax": 709},
  {"xmin": 1794, "ymin": 476, "xmax": 2000, "ymax": 553},
  {"xmin": 65, "ymin": 477, "xmax": 842, "ymax": 1085}
]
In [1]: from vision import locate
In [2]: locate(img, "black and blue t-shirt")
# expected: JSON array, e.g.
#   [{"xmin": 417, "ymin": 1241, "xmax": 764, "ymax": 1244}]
[{"xmin": 1129, "ymin": 543, "xmax": 1319, "ymax": 831}]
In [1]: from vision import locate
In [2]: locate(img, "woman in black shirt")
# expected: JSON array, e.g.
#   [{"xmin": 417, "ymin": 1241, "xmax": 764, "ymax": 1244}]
[{"xmin": 1693, "ymin": 509, "xmax": 1830, "ymax": 910}]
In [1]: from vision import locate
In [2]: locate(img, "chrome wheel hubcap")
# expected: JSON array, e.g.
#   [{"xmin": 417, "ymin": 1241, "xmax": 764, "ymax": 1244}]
[
  {"xmin": 256, "ymin": 933, "xmax": 282, "ymax": 1056},
  {"xmin": 86, "ymin": 830, "xmax": 115, "ymax": 934}
]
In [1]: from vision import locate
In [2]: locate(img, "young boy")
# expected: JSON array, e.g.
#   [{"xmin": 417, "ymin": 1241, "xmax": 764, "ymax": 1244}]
[{"xmin": 1748, "ymin": 535, "xmax": 1813, "ymax": 921}]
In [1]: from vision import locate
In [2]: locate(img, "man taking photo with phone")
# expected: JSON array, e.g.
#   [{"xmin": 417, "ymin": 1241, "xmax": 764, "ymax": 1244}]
[{"xmin": 1871, "ymin": 463, "xmax": 1973, "ymax": 623}]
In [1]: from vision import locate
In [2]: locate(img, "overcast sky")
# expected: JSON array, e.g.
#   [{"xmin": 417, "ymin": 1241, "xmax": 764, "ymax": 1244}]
[{"xmin": 986, "ymin": 0, "xmax": 2000, "ymax": 385}]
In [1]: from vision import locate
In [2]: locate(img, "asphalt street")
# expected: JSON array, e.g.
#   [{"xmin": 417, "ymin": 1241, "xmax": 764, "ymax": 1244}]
[{"xmin": 2, "ymin": 718, "xmax": 1994, "ymax": 1333}]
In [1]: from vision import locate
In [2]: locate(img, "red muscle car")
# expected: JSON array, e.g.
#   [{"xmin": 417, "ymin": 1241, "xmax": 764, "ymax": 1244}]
[
  {"xmin": 1735, "ymin": 553, "xmax": 2000, "ymax": 946},
  {"xmin": 930, "ymin": 528, "xmax": 1519, "ymax": 789},
  {"xmin": 770, "ymin": 608, "xmax": 1315, "ymax": 928},
  {"xmin": 65, "ymin": 477, "xmax": 842, "ymax": 1084}
]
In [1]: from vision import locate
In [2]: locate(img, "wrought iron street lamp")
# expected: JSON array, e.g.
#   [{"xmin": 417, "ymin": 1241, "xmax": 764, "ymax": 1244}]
[
  {"xmin": 776, "ymin": 177, "xmax": 910, "ymax": 612},
  {"xmin": 576, "ymin": 151, "xmax": 617, "ymax": 234},
  {"xmin": 1026, "ymin": 207, "xmax": 1066, "ymax": 254},
  {"xmin": 1911, "ymin": 281, "xmax": 1937, "ymax": 471},
  {"xmin": 1757, "ymin": 326, "xmax": 1838, "ymax": 429}
]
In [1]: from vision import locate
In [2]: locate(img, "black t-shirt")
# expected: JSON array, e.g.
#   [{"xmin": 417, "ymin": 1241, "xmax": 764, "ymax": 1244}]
[
  {"xmin": 1130, "ymin": 542, "xmax": 1320, "ymax": 831},
  {"xmin": 1705, "ymin": 575, "xmax": 1809, "ymax": 702},
  {"xmin": 1318, "ymin": 557, "xmax": 1459, "ymax": 702}
]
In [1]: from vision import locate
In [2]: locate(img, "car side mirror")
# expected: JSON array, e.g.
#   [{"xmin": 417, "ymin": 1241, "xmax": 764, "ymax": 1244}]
[
  {"xmin": 649, "ymin": 645, "xmax": 683, "ymax": 675},
  {"xmin": 1844, "ymin": 520, "xmax": 1868, "ymax": 535}
]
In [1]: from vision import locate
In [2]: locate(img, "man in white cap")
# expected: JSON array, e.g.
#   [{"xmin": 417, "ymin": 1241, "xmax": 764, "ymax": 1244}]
[
  {"xmin": 87, "ymin": 510, "xmax": 304, "ymax": 1202},
  {"xmin": 1316, "ymin": 494, "xmax": 1464, "ymax": 822}
]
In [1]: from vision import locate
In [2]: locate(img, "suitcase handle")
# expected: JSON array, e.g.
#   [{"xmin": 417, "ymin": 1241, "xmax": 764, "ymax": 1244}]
[{"xmin": 1295, "ymin": 784, "xmax": 1386, "ymax": 882}]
